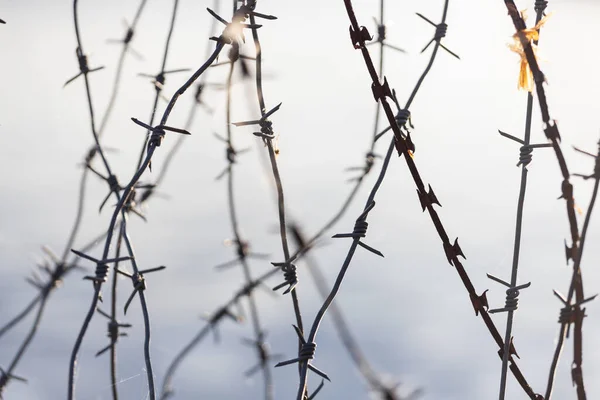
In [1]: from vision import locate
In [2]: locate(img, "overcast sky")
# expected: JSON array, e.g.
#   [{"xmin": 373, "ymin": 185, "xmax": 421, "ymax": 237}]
[{"xmin": 1, "ymin": 0, "xmax": 600, "ymax": 399}]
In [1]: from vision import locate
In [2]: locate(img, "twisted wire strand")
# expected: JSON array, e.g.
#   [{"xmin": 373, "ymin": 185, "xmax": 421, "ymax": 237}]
[
  {"xmin": 492, "ymin": 5, "xmax": 547, "ymax": 399},
  {"xmin": 0, "ymin": 227, "xmax": 113, "ymax": 396},
  {"xmin": 243, "ymin": 1, "xmax": 307, "ymax": 387},
  {"xmin": 500, "ymin": 2, "xmax": 592, "ymax": 399},
  {"xmin": 0, "ymin": 2, "xmax": 150, "ymax": 396},
  {"xmin": 67, "ymin": 22, "xmax": 226, "ymax": 400},
  {"xmin": 107, "ymin": 221, "xmax": 126, "ymax": 400},
  {"xmin": 285, "ymin": 0, "xmax": 465, "ymax": 397},
  {"xmin": 134, "ymin": 0, "xmax": 181, "ymax": 171},
  {"xmin": 221, "ymin": 19, "xmax": 273, "ymax": 397},
  {"xmin": 119, "ymin": 215, "xmax": 158, "ymax": 399},
  {"xmin": 289, "ymin": 225, "xmax": 405, "ymax": 397}
]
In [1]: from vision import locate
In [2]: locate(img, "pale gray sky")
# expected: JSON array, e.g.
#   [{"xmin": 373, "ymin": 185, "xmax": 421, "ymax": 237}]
[{"xmin": 1, "ymin": 0, "xmax": 600, "ymax": 399}]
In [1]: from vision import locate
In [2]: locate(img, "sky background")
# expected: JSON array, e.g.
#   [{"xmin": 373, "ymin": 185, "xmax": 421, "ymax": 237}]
[{"xmin": 1, "ymin": 0, "xmax": 600, "ymax": 399}]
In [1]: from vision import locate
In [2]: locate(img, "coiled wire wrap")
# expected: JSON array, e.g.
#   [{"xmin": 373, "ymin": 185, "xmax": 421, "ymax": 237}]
[
  {"xmin": 85, "ymin": 263, "xmax": 109, "ymax": 284},
  {"xmin": 434, "ymin": 23, "xmax": 447, "ymax": 41},
  {"xmin": 76, "ymin": 47, "xmax": 89, "ymax": 73},
  {"xmin": 271, "ymin": 261, "xmax": 298, "ymax": 295},
  {"xmin": 299, "ymin": 342, "xmax": 316, "ymax": 360},
  {"xmin": 332, "ymin": 201, "xmax": 383, "ymax": 257},
  {"xmin": 487, "ymin": 275, "xmax": 530, "ymax": 314},
  {"xmin": 503, "ymin": 287, "xmax": 521, "ymax": 312},
  {"xmin": 352, "ymin": 220, "xmax": 368, "ymax": 238},
  {"xmin": 558, "ymin": 305, "xmax": 577, "ymax": 325},
  {"xmin": 518, "ymin": 145, "xmax": 533, "ymax": 167}
]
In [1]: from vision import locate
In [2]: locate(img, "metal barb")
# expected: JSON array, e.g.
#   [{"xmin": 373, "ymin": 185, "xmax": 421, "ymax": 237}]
[
  {"xmin": 71, "ymin": 249, "xmax": 131, "ymax": 285},
  {"xmin": 117, "ymin": 266, "xmax": 166, "ymax": 315},
  {"xmin": 415, "ymin": 13, "xmax": 459, "ymax": 59},
  {"xmin": 332, "ymin": 201, "xmax": 383, "ymax": 257},
  {"xmin": 275, "ymin": 325, "xmax": 330, "ymax": 382},
  {"xmin": 64, "ymin": 47, "xmax": 105, "ymax": 87},
  {"xmin": 95, "ymin": 308, "xmax": 132, "ymax": 357},
  {"xmin": 242, "ymin": 332, "xmax": 283, "ymax": 377},
  {"xmin": 486, "ymin": 274, "xmax": 531, "ymax": 314},
  {"xmin": 498, "ymin": 130, "xmax": 552, "ymax": 169},
  {"xmin": 207, "ymin": 7, "xmax": 262, "ymax": 45},
  {"xmin": 271, "ymin": 260, "xmax": 299, "ymax": 294}
]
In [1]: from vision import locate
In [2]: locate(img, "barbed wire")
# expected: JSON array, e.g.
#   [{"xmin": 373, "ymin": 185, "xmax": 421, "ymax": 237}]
[
  {"xmin": 499, "ymin": 1, "xmax": 595, "ymax": 399},
  {"xmin": 491, "ymin": 2, "xmax": 552, "ymax": 399},
  {"xmin": 66, "ymin": 2, "xmax": 239, "ymax": 398},
  {"xmin": 279, "ymin": 1, "xmax": 545, "ymax": 399},
  {"xmin": 0, "ymin": 229, "xmax": 111, "ymax": 397},
  {"xmin": 212, "ymin": 2, "xmax": 273, "ymax": 397},
  {"xmin": 3, "ymin": 1, "xmax": 600, "ymax": 399},
  {"xmin": 0, "ymin": 1, "xmax": 149, "ymax": 397},
  {"xmin": 134, "ymin": 0, "xmax": 190, "ymax": 171},
  {"xmin": 275, "ymin": 0, "xmax": 463, "ymax": 398},
  {"xmin": 288, "ymin": 224, "xmax": 420, "ymax": 400},
  {"xmin": 239, "ymin": 1, "xmax": 306, "ymax": 354},
  {"xmin": 99, "ymin": 0, "xmax": 148, "ymax": 136}
]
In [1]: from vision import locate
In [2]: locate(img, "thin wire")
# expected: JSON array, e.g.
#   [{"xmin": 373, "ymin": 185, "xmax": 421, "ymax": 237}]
[
  {"xmin": 500, "ymin": 2, "xmax": 589, "ymax": 399},
  {"xmin": 67, "ymin": 38, "xmax": 225, "ymax": 400},
  {"xmin": 120, "ymin": 216, "xmax": 157, "ymax": 400},
  {"xmin": 545, "ymin": 149, "xmax": 599, "ymax": 399},
  {"xmin": 0, "ymin": 227, "xmax": 113, "ymax": 395},
  {"xmin": 289, "ymin": 225, "xmax": 400, "ymax": 396},
  {"xmin": 0, "ymin": 2, "xmax": 144, "ymax": 376},
  {"xmin": 224, "ymin": 44, "xmax": 272, "ymax": 399},
  {"xmin": 109, "ymin": 221, "xmax": 126, "ymax": 400},
  {"xmin": 135, "ymin": 0, "xmax": 181, "ymax": 171},
  {"xmin": 295, "ymin": 138, "xmax": 395, "ymax": 400},
  {"xmin": 99, "ymin": 0, "xmax": 148, "ymax": 136},
  {"xmin": 71, "ymin": 0, "xmax": 114, "ymax": 178},
  {"xmin": 151, "ymin": 0, "xmax": 221, "ymax": 193},
  {"xmin": 370, "ymin": 0, "xmax": 384, "ymax": 152},
  {"xmin": 246, "ymin": 0, "xmax": 305, "ymax": 375},
  {"xmin": 495, "ymin": 5, "xmax": 546, "ymax": 399}
]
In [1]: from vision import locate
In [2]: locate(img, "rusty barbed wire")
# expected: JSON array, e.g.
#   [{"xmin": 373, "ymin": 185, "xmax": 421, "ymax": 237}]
[
  {"xmin": 543, "ymin": 140, "xmax": 600, "ymax": 400},
  {"xmin": 289, "ymin": 1, "xmax": 544, "ymax": 399}
]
